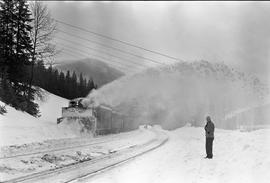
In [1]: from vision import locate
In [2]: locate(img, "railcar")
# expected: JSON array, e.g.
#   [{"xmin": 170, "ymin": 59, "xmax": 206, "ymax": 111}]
[{"xmin": 57, "ymin": 98, "xmax": 133, "ymax": 136}]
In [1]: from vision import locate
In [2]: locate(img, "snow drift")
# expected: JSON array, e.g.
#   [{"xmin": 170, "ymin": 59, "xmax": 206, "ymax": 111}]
[
  {"xmin": 0, "ymin": 91, "xmax": 92, "ymax": 147},
  {"xmin": 89, "ymin": 126, "xmax": 270, "ymax": 183},
  {"xmin": 84, "ymin": 60, "xmax": 269, "ymax": 130}
]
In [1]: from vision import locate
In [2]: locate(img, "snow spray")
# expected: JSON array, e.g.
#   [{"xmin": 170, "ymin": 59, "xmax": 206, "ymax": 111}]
[{"xmin": 83, "ymin": 60, "xmax": 269, "ymax": 130}]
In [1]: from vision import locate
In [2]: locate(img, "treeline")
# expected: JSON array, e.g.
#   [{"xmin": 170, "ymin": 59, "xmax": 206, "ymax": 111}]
[
  {"xmin": 0, "ymin": 0, "xmax": 96, "ymax": 116},
  {"xmin": 33, "ymin": 61, "xmax": 97, "ymax": 100}
]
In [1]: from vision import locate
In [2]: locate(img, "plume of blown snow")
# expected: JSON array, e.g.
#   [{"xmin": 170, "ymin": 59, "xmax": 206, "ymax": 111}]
[{"xmin": 84, "ymin": 60, "xmax": 269, "ymax": 130}]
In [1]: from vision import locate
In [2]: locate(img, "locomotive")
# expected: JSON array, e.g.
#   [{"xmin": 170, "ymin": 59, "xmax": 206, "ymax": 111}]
[{"xmin": 57, "ymin": 98, "xmax": 136, "ymax": 136}]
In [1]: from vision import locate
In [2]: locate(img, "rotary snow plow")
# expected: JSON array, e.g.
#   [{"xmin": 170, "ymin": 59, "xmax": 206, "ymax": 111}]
[
  {"xmin": 57, "ymin": 98, "xmax": 135, "ymax": 136},
  {"xmin": 57, "ymin": 98, "xmax": 96, "ymax": 134}
]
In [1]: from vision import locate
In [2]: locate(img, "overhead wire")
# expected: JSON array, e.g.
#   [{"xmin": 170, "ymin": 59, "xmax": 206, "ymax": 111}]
[
  {"xmin": 55, "ymin": 19, "xmax": 182, "ymax": 63},
  {"xmin": 59, "ymin": 49, "xmax": 137, "ymax": 73},
  {"xmin": 56, "ymin": 29, "xmax": 167, "ymax": 66},
  {"xmin": 56, "ymin": 43, "xmax": 142, "ymax": 72},
  {"xmin": 54, "ymin": 36, "xmax": 151, "ymax": 69},
  {"xmin": 56, "ymin": 42, "xmax": 145, "ymax": 70}
]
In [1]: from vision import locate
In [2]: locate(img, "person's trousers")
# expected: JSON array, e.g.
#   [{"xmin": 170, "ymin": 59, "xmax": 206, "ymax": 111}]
[{"xmin": 206, "ymin": 137, "xmax": 214, "ymax": 158}]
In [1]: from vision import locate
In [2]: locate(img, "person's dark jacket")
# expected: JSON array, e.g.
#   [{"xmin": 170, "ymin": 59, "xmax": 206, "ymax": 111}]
[{"xmin": 204, "ymin": 121, "xmax": 215, "ymax": 138}]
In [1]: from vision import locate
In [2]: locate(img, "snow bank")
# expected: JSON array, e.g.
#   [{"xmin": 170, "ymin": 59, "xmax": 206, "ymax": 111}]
[
  {"xmin": 84, "ymin": 60, "xmax": 269, "ymax": 130},
  {"xmin": 36, "ymin": 91, "xmax": 68, "ymax": 123},
  {"xmin": 89, "ymin": 127, "xmax": 270, "ymax": 183},
  {"xmin": 0, "ymin": 91, "xmax": 90, "ymax": 147}
]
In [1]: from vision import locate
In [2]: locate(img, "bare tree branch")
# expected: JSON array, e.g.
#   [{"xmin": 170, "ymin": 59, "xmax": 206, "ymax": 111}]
[
  {"xmin": 27, "ymin": 1, "xmax": 58, "ymax": 92},
  {"xmin": 29, "ymin": 1, "xmax": 57, "ymax": 63}
]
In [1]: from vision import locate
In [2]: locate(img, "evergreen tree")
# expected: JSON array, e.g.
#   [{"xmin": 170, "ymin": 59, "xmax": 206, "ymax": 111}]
[
  {"xmin": 0, "ymin": 0, "xmax": 39, "ymax": 116},
  {"xmin": 71, "ymin": 71, "xmax": 78, "ymax": 98},
  {"xmin": 58, "ymin": 71, "xmax": 65, "ymax": 95},
  {"xmin": 14, "ymin": 0, "xmax": 38, "ymax": 115},
  {"xmin": 87, "ymin": 78, "xmax": 95, "ymax": 92},
  {"xmin": 65, "ymin": 70, "xmax": 71, "ymax": 98},
  {"xmin": 52, "ymin": 69, "xmax": 59, "ymax": 95},
  {"xmin": 83, "ymin": 78, "xmax": 87, "ymax": 96},
  {"xmin": 0, "ymin": 0, "xmax": 15, "ymax": 80},
  {"xmin": 79, "ymin": 72, "xmax": 84, "ymax": 96},
  {"xmin": 32, "ymin": 60, "xmax": 46, "ymax": 88},
  {"xmin": 29, "ymin": 62, "xmax": 97, "ymax": 100},
  {"xmin": 46, "ymin": 65, "xmax": 53, "ymax": 90}
]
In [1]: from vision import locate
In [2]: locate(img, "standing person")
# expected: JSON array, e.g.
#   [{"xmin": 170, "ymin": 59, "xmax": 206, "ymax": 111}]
[{"xmin": 204, "ymin": 116, "xmax": 215, "ymax": 159}]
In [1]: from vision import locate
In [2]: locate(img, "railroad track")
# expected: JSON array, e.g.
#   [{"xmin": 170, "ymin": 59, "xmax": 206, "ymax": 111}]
[
  {"xmin": 0, "ymin": 138, "xmax": 117, "ymax": 160},
  {"xmin": 0, "ymin": 130, "xmax": 143, "ymax": 160},
  {"xmin": 1, "ymin": 129, "xmax": 168, "ymax": 183}
]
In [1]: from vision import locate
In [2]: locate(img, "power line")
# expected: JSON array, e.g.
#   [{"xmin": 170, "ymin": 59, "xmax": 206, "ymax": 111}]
[
  {"xmin": 57, "ymin": 50, "xmax": 135, "ymax": 76},
  {"xmin": 57, "ymin": 49, "xmax": 85, "ymax": 60},
  {"xmin": 57, "ymin": 44, "xmax": 142, "ymax": 72},
  {"xmin": 56, "ymin": 42, "xmax": 145, "ymax": 70},
  {"xmin": 55, "ymin": 36, "xmax": 150, "ymax": 69},
  {"xmin": 59, "ymin": 49, "xmax": 137, "ymax": 73},
  {"xmin": 55, "ymin": 36, "xmax": 141, "ymax": 67},
  {"xmin": 55, "ymin": 19, "xmax": 181, "ymax": 63},
  {"xmin": 56, "ymin": 29, "xmax": 166, "ymax": 66}
]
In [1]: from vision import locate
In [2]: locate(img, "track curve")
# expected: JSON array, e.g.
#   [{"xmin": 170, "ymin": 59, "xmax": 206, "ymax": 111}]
[{"xmin": 2, "ymin": 129, "xmax": 168, "ymax": 183}]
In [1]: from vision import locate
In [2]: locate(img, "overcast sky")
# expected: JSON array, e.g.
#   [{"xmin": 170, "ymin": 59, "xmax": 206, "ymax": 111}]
[{"xmin": 44, "ymin": 1, "xmax": 270, "ymax": 84}]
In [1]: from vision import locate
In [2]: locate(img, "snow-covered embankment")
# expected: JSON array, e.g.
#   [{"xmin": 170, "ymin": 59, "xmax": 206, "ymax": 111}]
[
  {"xmin": 0, "ymin": 91, "xmax": 86, "ymax": 147},
  {"xmin": 88, "ymin": 126, "xmax": 270, "ymax": 183}
]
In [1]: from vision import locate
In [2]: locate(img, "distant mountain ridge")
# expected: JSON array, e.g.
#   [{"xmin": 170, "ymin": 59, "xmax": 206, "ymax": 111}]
[{"xmin": 55, "ymin": 58, "xmax": 124, "ymax": 87}]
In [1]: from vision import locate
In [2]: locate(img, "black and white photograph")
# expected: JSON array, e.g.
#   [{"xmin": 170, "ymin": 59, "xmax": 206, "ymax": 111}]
[{"xmin": 0, "ymin": 1, "xmax": 269, "ymax": 183}]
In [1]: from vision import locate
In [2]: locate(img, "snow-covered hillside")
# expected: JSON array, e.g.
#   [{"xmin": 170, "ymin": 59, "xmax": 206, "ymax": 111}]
[
  {"xmin": 0, "ymin": 91, "xmax": 87, "ymax": 147},
  {"xmin": 86, "ymin": 127, "xmax": 270, "ymax": 183},
  {"xmin": 84, "ymin": 60, "xmax": 269, "ymax": 130}
]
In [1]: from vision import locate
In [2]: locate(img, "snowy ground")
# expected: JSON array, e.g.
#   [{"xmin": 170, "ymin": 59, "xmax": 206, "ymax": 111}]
[
  {"xmin": 80, "ymin": 127, "xmax": 270, "ymax": 183},
  {"xmin": 1, "ymin": 89, "xmax": 270, "ymax": 183},
  {"xmin": 0, "ymin": 128, "xmax": 155, "ymax": 181},
  {"xmin": 0, "ymin": 91, "xmax": 160, "ymax": 182},
  {"xmin": 0, "ymin": 91, "xmax": 95, "ymax": 147}
]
